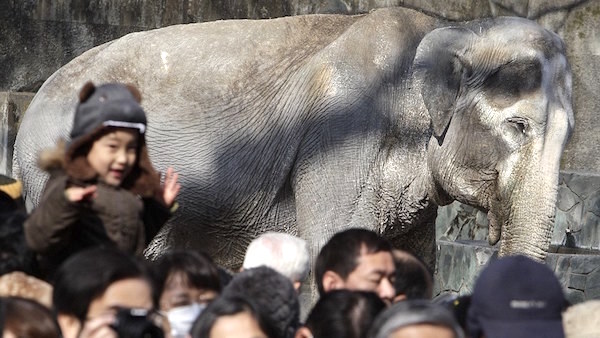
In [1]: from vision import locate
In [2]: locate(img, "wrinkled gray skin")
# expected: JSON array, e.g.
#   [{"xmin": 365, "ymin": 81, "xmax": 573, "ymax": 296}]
[{"xmin": 14, "ymin": 8, "xmax": 573, "ymax": 274}]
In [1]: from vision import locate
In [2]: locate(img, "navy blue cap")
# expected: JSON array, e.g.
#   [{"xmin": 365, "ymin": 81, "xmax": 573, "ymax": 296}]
[{"xmin": 467, "ymin": 255, "xmax": 567, "ymax": 338}]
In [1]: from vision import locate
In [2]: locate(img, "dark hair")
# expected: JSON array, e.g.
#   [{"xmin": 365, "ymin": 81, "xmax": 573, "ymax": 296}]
[
  {"xmin": 433, "ymin": 294, "xmax": 471, "ymax": 333},
  {"xmin": 0, "ymin": 209, "xmax": 38, "ymax": 276},
  {"xmin": 221, "ymin": 266, "xmax": 299, "ymax": 338},
  {"xmin": 305, "ymin": 290, "xmax": 386, "ymax": 338},
  {"xmin": 0, "ymin": 296, "xmax": 61, "ymax": 338},
  {"xmin": 393, "ymin": 250, "xmax": 432, "ymax": 300},
  {"xmin": 315, "ymin": 228, "xmax": 392, "ymax": 295},
  {"xmin": 0, "ymin": 175, "xmax": 24, "ymax": 213},
  {"xmin": 0, "ymin": 191, "xmax": 19, "ymax": 213},
  {"xmin": 217, "ymin": 266, "xmax": 233, "ymax": 288},
  {"xmin": 152, "ymin": 250, "xmax": 222, "ymax": 297},
  {"xmin": 190, "ymin": 295, "xmax": 272, "ymax": 338},
  {"xmin": 52, "ymin": 247, "xmax": 154, "ymax": 322}
]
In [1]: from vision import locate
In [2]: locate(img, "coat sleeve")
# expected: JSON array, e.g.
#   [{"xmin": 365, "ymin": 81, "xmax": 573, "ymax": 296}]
[
  {"xmin": 23, "ymin": 174, "xmax": 81, "ymax": 254},
  {"xmin": 142, "ymin": 198, "xmax": 174, "ymax": 244}
]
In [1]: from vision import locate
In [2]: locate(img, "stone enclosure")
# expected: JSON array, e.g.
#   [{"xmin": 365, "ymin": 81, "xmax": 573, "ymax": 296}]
[{"xmin": 2, "ymin": 0, "xmax": 600, "ymax": 303}]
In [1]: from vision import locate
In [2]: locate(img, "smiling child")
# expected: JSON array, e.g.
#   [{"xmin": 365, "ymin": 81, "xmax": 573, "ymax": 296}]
[{"xmin": 24, "ymin": 82, "xmax": 180, "ymax": 279}]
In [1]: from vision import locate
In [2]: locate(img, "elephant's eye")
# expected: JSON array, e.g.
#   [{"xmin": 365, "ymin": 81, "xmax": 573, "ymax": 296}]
[{"xmin": 506, "ymin": 117, "xmax": 529, "ymax": 134}]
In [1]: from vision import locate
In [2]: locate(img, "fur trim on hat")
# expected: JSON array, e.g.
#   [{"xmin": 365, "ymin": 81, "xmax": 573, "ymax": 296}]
[{"xmin": 38, "ymin": 140, "xmax": 67, "ymax": 172}]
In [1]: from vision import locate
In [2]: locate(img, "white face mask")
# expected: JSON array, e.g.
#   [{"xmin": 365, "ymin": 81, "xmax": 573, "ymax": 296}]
[{"xmin": 167, "ymin": 302, "xmax": 206, "ymax": 338}]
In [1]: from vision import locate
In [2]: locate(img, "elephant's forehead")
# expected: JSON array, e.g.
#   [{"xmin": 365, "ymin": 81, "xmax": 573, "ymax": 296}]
[{"xmin": 483, "ymin": 22, "xmax": 564, "ymax": 57}]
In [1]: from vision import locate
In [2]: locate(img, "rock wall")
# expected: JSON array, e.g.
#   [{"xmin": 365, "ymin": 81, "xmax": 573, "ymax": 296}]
[
  {"xmin": 437, "ymin": 172, "xmax": 600, "ymax": 251},
  {"xmin": 435, "ymin": 171, "xmax": 600, "ymax": 303},
  {"xmin": 435, "ymin": 240, "xmax": 600, "ymax": 304}
]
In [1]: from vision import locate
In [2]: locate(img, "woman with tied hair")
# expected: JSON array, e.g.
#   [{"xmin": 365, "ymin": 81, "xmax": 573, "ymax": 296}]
[
  {"xmin": 295, "ymin": 290, "xmax": 386, "ymax": 338},
  {"xmin": 367, "ymin": 300, "xmax": 465, "ymax": 338}
]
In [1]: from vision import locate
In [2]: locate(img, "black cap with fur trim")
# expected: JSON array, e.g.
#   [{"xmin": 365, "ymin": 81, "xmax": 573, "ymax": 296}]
[{"xmin": 64, "ymin": 82, "xmax": 161, "ymax": 198}]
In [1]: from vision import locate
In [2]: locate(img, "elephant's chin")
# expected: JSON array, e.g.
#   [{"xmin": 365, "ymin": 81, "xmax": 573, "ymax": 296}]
[{"xmin": 487, "ymin": 210, "xmax": 502, "ymax": 245}]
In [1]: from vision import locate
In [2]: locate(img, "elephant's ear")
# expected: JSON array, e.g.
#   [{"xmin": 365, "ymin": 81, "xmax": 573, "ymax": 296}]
[{"xmin": 414, "ymin": 27, "xmax": 476, "ymax": 144}]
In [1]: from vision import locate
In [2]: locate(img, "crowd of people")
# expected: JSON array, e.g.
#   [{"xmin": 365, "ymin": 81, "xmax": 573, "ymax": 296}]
[{"xmin": 0, "ymin": 81, "xmax": 597, "ymax": 338}]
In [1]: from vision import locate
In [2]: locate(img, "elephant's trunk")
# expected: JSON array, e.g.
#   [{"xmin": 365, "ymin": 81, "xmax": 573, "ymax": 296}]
[
  {"xmin": 498, "ymin": 171, "xmax": 558, "ymax": 261},
  {"xmin": 499, "ymin": 107, "xmax": 571, "ymax": 261}
]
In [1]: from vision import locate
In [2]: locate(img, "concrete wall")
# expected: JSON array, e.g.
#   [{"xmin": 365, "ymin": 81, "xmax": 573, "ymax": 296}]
[
  {"xmin": 435, "ymin": 171, "xmax": 600, "ymax": 302},
  {"xmin": 436, "ymin": 172, "xmax": 600, "ymax": 251},
  {"xmin": 0, "ymin": 93, "xmax": 34, "ymax": 177},
  {"xmin": 435, "ymin": 240, "xmax": 600, "ymax": 304}
]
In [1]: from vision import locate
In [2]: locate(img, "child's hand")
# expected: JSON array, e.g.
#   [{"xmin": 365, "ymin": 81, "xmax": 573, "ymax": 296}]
[
  {"xmin": 65, "ymin": 185, "xmax": 97, "ymax": 202},
  {"xmin": 161, "ymin": 167, "xmax": 180, "ymax": 207}
]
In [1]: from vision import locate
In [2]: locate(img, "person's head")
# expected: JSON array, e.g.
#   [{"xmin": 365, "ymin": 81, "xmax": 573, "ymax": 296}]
[
  {"xmin": 152, "ymin": 250, "xmax": 222, "ymax": 337},
  {"xmin": 0, "ymin": 202, "xmax": 35, "ymax": 277},
  {"xmin": 190, "ymin": 295, "xmax": 274, "ymax": 338},
  {"xmin": 53, "ymin": 247, "xmax": 158, "ymax": 338},
  {"xmin": 433, "ymin": 294, "xmax": 471, "ymax": 334},
  {"xmin": 0, "ymin": 296, "xmax": 62, "ymax": 338},
  {"xmin": 0, "ymin": 175, "xmax": 24, "ymax": 213},
  {"xmin": 0, "ymin": 175, "xmax": 34, "ymax": 277},
  {"xmin": 466, "ymin": 255, "xmax": 568, "ymax": 338},
  {"xmin": 316, "ymin": 228, "xmax": 396, "ymax": 304},
  {"xmin": 562, "ymin": 300, "xmax": 600, "ymax": 338},
  {"xmin": 242, "ymin": 232, "xmax": 310, "ymax": 290},
  {"xmin": 392, "ymin": 250, "xmax": 432, "ymax": 302},
  {"xmin": 153, "ymin": 250, "xmax": 222, "ymax": 311},
  {"xmin": 296, "ymin": 290, "xmax": 386, "ymax": 338},
  {"xmin": 0, "ymin": 272, "xmax": 53, "ymax": 309},
  {"xmin": 66, "ymin": 81, "xmax": 160, "ymax": 196},
  {"xmin": 368, "ymin": 300, "xmax": 465, "ymax": 338},
  {"xmin": 86, "ymin": 127, "xmax": 140, "ymax": 187},
  {"xmin": 222, "ymin": 266, "xmax": 300, "ymax": 338}
]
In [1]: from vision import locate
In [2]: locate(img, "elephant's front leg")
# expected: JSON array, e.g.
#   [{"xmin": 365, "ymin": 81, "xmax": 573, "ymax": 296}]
[
  {"xmin": 292, "ymin": 150, "xmax": 376, "ymax": 313},
  {"xmin": 387, "ymin": 214, "xmax": 437, "ymax": 272}
]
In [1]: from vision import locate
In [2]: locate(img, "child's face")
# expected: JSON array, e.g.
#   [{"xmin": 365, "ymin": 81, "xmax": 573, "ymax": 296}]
[{"xmin": 86, "ymin": 128, "xmax": 139, "ymax": 186}]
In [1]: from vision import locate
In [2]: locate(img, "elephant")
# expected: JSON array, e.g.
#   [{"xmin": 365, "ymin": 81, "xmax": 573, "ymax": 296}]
[{"xmin": 13, "ymin": 7, "xmax": 573, "ymax": 275}]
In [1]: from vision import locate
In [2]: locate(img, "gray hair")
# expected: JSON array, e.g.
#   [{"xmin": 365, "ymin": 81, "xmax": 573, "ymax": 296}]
[
  {"xmin": 242, "ymin": 232, "xmax": 310, "ymax": 283},
  {"xmin": 368, "ymin": 300, "xmax": 465, "ymax": 338},
  {"xmin": 563, "ymin": 300, "xmax": 600, "ymax": 338}
]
